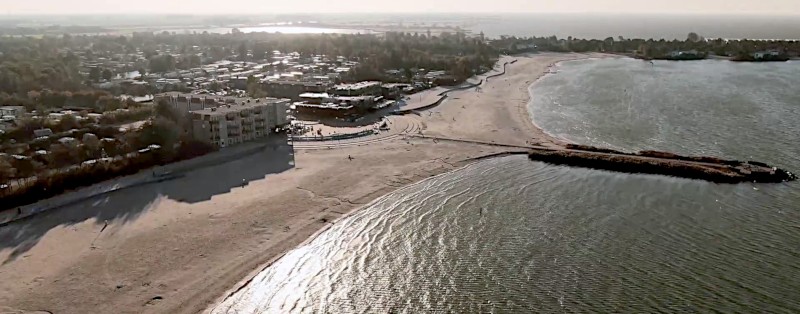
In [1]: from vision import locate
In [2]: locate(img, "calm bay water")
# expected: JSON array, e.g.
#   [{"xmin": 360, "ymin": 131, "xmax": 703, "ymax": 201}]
[
  {"xmin": 463, "ymin": 14, "xmax": 800, "ymax": 40},
  {"xmin": 155, "ymin": 14, "xmax": 800, "ymax": 40},
  {"xmin": 532, "ymin": 58, "xmax": 800, "ymax": 169},
  {"xmin": 214, "ymin": 59, "xmax": 800, "ymax": 313}
]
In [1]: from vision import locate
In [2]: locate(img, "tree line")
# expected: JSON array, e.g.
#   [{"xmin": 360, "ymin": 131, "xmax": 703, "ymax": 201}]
[
  {"xmin": 0, "ymin": 102, "xmax": 214, "ymax": 211},
  {"xmin": 491, "ymin": 33, "xmax": 800, "ymax": 59}
]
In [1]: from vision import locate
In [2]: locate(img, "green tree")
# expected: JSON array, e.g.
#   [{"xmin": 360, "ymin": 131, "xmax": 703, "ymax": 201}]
[
  {"xmin": 101, "ymin": 69, "xmax": 113, "ymax": 81},
  {"xmin": 137, "ymin": 118, "xmax": 180, "ymax": 151},
  {"xmin": 49, "ymin": 144, "xmax": 79, "ymax": 169},
  {"xmin": 89, "ymin": 67, "xmax": 101, "ymax": 82},
  {"xmin": 13, "ymin": 158, "xmax": 39, "ymax": 180},
  {"xmin": 149, "ymin": 54, "xmax": 176, "ymax": 73},
  {"xmin": 57, "ymin": 115, "xmax": 80, "ymax": 132},
  {"xmin": 155, "ymin": 100, "xmax": 180, "ymax": 122},
  {"xmin": 252, "ymin": 42, "xmax": 270, "ymax": 61},
  {"xmin": 403, "ymin": 67, "xmax": 414, "ymax": 81},
  {"xmin": 603, "ymin": 37, "xmax": 615, "ymax": 52},
  {"xmin": 246, "ymin": 75, "xmax": 266, "ymax": 98},
  {"xmin": 237, "ymin": 42, "xmax": 248, "ymax": 61},
  {"xmin": 0, "ymin": 158, "xmax": 16, "ymax": 184}
]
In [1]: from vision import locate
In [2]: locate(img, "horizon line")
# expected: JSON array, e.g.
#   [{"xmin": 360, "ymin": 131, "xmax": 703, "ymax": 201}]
[{"xmin": 1, "ymin": 12, "xmax": 799, "ymax": 17}]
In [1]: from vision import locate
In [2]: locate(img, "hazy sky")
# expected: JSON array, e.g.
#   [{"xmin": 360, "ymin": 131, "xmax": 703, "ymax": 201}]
[{"xmin": 2, "ymin": 0, "xmax": 799, "ymax": 15}]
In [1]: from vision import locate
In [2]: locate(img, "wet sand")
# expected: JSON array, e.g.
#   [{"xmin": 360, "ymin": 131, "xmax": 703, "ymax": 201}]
[{"xmin": 0, "ymin": 53, "xmax": 605, "ymax": 314}]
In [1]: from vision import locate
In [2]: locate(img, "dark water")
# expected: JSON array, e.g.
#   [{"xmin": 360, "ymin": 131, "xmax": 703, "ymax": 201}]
[{"xmin": 213, "ymin": 59, "xmax": 800, "ymax": 313}]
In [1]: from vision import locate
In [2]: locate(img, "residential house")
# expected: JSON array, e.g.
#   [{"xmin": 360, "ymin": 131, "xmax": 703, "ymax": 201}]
[{"xmin": 0, "ymin": 106, "xmax": 26, "ymax": 119}]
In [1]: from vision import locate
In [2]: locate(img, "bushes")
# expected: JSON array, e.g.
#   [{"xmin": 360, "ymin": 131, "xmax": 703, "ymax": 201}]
[
  {"xmin": 0, "ymin": 140, "xmax": 217, "ymax": 211},
  {"xmin": 176, "ymin": 139, "xmax": 216, "ymax": 160},
  {"xmin": 98, "ymin": 107, "xmax": 154, "ymax": 125}
]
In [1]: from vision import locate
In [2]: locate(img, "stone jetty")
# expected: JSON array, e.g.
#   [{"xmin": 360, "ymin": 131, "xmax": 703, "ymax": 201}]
[{"xmin": 528, "ymin": 144, "xmax": 796, "ymax": 184}]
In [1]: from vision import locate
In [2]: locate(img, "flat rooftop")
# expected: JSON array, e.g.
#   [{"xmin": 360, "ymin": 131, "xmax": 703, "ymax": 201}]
[
  {"xmin": 334, "ymin": 81, "xmax": 381, "ymax": 91},
  {"xmin": 191, "ymin": 97, "xmax": 289, "ymax": 116}
]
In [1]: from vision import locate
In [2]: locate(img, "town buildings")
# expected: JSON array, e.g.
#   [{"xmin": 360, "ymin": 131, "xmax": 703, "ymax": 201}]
[
  {"xmin": 261, "ymin": 80, "xmax": 332, "ymax": 100},
  {"xmin": 287, "ymin": 81, "xmax": 404, "ymax": 117},
  {"xmin": 0, "ymin": 106, "xmax": 25, "ymax": 131},
  {"xmin": 331, "ymin": 81, "xmax": 382, "ymax": 96}
]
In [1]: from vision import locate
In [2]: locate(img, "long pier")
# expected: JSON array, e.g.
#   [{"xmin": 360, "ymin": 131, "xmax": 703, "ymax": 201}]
[
  {"xmin": 411, "ymin": 135, "xmax": 795, "ymax": 183},
  {"xmin": 529, "ymin": 144, "xmax": 796, "ymax": 184}
]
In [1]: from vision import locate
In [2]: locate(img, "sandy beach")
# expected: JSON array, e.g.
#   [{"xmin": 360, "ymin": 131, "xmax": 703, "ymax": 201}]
[{"xmin": 0, "ymin": 53, "xmax": 603, "ymax": 314}]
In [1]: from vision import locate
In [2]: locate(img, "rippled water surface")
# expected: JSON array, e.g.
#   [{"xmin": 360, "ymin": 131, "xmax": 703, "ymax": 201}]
[
  {"xmin": 214, "ymin": 59, "xmax": 800, "ymax": 313},
  {"xmin": 531, "ymin": 58, "xmax": 800, "ymax": 169}
]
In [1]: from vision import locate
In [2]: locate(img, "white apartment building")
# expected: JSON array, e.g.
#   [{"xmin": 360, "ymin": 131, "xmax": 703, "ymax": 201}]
[{"xmin": 190, "ymin": 98, "xmax": 290, "ymax": 148}]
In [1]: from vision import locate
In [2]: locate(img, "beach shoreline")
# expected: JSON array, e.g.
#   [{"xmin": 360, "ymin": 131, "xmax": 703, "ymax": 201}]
[
  {"xmin": 0, "ymin": 52, "xmax": 606, "ymax": 314},
  {"xmin": 207, "ymin": 52, "xmax": 615, "ymax": 313},
  {"xmin": 523, "ymin": 56, "xmax": 621, "ymax": 145}
]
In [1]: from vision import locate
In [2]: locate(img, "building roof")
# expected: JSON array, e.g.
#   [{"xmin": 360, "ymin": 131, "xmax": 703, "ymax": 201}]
[
  {"xmin": 261, "ymin": 79, "xmax": 330, "ymax": 87},
  {"xmin": 299, "ymin": 92, "xmax": 330, "ymax": 99},
  {"xmin": 191, "ymin": 97, "xmax": 289, "ymax": 116},
  {"xmin": 294, "ymin": 102, "xmax": 354, "ymax": 110},
  {"xmin": 334, "ymin": 81, "xmax": 381, "ymax": 91}
]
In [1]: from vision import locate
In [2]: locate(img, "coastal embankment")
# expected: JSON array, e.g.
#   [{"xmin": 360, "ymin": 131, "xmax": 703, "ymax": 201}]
[
  {"xmin": 395, "ymin": 59, "xmax": 514, "ymax": 115},
  {"xmin": 394, "ymin": 78, "xmax": 486, "ymax": 114}
]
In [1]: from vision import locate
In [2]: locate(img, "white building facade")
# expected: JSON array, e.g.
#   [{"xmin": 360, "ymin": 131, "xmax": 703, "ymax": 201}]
[{"xmin": 190, "ymin": 98, "xmax": 290, "ymax": 148}]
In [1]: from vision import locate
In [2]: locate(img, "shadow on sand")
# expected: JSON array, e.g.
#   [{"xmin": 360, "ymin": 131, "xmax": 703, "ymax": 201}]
[{"xmin": 0, "ymin": 135, "xmax": 295, "ymax": 264}]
